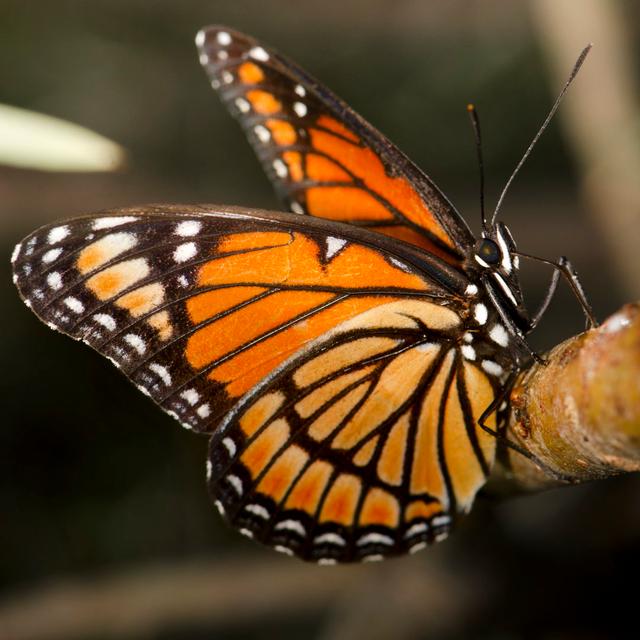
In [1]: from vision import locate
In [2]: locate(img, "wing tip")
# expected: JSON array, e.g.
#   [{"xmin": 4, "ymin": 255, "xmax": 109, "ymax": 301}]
[{"xmin": 195, "ymin": 25, "xmax": 245, "ymax": 50}]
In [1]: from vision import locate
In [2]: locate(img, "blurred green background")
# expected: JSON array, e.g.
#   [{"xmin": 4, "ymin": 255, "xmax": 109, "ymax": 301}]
[{"xmin": 1, "ymin": 1, "xmax": 639, "ymax": 638}]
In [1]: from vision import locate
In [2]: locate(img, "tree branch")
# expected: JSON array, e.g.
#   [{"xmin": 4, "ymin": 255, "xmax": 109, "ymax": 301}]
[{"xmin": 495, "ymin": 303, "xmax": 640, "ymax": 491}]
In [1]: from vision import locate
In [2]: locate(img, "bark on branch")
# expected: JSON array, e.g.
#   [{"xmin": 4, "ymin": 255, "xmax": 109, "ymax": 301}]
[{"xmin": 496, "ymin": 303, "xmax": 640, "ymax": 491}]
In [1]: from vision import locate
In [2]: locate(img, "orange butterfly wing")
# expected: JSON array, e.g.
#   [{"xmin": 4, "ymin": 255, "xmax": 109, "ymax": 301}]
[
  {"xmin": 12, "ymin": 205, "xmax": 501, "ymax": 562},
  {"xmin": 210, "ymin": 299, "xmax": 498, "ymax": 562},
  {"xmin": 197, "ymin": 26, "xmax": 474, "ymax": 265}
]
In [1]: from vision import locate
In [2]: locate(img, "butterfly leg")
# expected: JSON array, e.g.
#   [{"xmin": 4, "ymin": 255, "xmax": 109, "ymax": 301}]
[
  {"xmin": 517, "ymin": 253, "xmax": 598, "ymax": 330},
  {"xmin": 476, "ymin": 370, "xmax": 551, "ymax": 467},
  {"xmin": 477, "ymin": 369, "xmax": 518, "ymax": 442},
  {"xmin": 528, "ymin": 264, "xmax": 561, "ymax": 331},
  {"xmin": 477, "ymin": 371, "xmax": 573, "ymax": 481}
]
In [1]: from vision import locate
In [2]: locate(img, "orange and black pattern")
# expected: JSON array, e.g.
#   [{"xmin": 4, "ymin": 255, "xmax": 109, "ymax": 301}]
[
  {"xmin": 197, "ymin": 26, "xmax": 474, "ymax": 264},
  {"xmin": 11, "ymin": 206, "xmax": 509, "ymax": 562},
  {"xmin": 211, "ymin": 299, "xmax": 497, "ymax": 562}
]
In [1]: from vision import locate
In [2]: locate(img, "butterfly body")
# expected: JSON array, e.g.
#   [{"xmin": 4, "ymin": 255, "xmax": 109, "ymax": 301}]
[{"xmin": 12, "ymin": 26, "xmax": 590, "ymax": 563}]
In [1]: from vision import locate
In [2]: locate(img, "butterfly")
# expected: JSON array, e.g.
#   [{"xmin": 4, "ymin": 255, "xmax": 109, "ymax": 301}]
[{"xmin": 11, "ymin": 26, "xmax": 596, "ymax": 563}]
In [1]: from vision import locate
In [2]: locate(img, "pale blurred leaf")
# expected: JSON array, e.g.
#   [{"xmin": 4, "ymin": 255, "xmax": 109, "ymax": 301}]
[{"xmin": 0, "ymin": 103, "xmax": 126, "ymax": 172}]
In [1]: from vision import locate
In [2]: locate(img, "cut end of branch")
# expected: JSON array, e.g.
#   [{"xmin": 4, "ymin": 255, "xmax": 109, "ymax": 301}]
[{"xmin": 497, "ymin": 303, "xmax": 640, "ymax": 491}]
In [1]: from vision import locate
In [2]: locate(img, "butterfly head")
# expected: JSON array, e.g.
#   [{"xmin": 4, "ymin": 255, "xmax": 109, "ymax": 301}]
[{"xmin": 473, "ymin": 222, "xmax": 527, "ymax": 323}]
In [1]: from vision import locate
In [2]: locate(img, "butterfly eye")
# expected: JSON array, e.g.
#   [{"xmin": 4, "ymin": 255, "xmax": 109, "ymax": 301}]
[{"xmin": 476, "ymin": 239, "xmax": 501, "ymax": 266}]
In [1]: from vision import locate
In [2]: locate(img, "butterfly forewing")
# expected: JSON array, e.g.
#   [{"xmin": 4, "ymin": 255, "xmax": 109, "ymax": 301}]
[
  {"xmin": 11, "ymin": 205, "xmax": 502, "ymax": 562},
  {"xmin": 197, "ymin": 26, "xmax": 474, "ymax": 262}
]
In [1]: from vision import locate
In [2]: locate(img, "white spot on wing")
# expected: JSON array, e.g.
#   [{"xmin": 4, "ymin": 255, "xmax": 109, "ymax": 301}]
[
  {"xmin": 92, "ymin": 216, "xmax": 136, "ymax": 230},
  {"xmin": 149, "ymin": 363, "xmax": 172, "ymax": 386},
  {"xmin": 293, "ymin": 102, "xmax": 307, "ymax": 117},
  {"xmin": 222, "ymin": 437, "xmax": 237, "ymax": 457},
  {"xmin": 273, "ymin": 158, "xmax": 288, "ymax": 178},
  {"xmin": 63, "ymin": 297, "xmax": 84, "ymax": 313},
  {"xmin": 173, "ymin": 242, "xmax": 197, "ymax": 263},
  {"xmin": 11, "ymin": 243, "xmax": 22, "ymax": 263},
  {"xmin": 465, "ymin": 283, "xmax": 478, "ymax": 295},
  {"xmin": 254, "ymin": 124, "xmax": 271, "ymax": 143},
  {"xmin": 314, "ymin": 533, "xmax": 346, "ymax": 546},
  {"xmin": 199, "ymin": 52, "xmax": 209, "ymax": 65},
  {"xmin": 124, "ymin": 333, "xmax": 146, "ymax": 355},
  {"xmin": 274, "ymin": 519, "xmax": 306, "ymax": 537},
  {"xmin": 42, "ymin": 248, "xmax": 62, "ymax": 263},
  {"xmin": 409, "ymin": 541, "xmax": 428, "ymax": 554},
  {"xmin": 93, "ymin": 314, "xmax": 116, "ymax": 331},
  {"xmin": 235, "ymin": 97, "xmax": 251, "ymax": 113},
  {"xmin": 205, "ymin": 459, "xmax": 212, "ymax": 479},
  {"xmin": 216, "ymin": 31, "xmax": 232, "ymax": 46},
  {"xmin": 290, "ymin": 202, "xmax": 304, "ymax": 215},
  {"xmin": 274, "ymin": 545, "xmax": 293, "ymax": 556},
  {"xmin": 195, "ymin": 30, "xmax": 206, "ymax": 48},
  {"xmin": 46, "ymin": 271, "xmax": 63, "ymax": 290},
  {"xmin": 404, "ymin": 522, "xmax": 428, "ymax": 539},
  {"xmin": 326, "ymin": 236, "xmax": 346, "ymax": 259},
  {"xmin": 294, "ymin": 84, "xmax": 306, "ymax": 97},
  {"xmin": 362, "ymin": 554, "xmax": 384, "ymax": 563},
  {"xmin": 318, "ymin": 558, "xmax": 337, "ymax": 566},
  {"xmin": 245, "ymin": 503, "xmax": 269, "ymax": 519},
  {"xmin": 249, "ymin": 46, "xmax": 269, "ymax": 61},
  {"xmin": 180, "ymin": 389, "xmax": 199, "ymax": 405},
  {"xmin": 175, "ymin": 221, "xmax": 201, "ymax": 236},
  {"xmin": 222, "ymin": 71, "xmax": 233, "ymax": 84},
  {"xmin": 389, "ymin": 257, "xmax": 411, "ymax": 273},
  {"xmin": 432, "ymin": 514, "xmax": 451, "ymax": 528},
  {"xmin": 197, "ymin": 404, "xmax": 211, "ymax": 418},
  {"xmin": 226, "ymin": 474, "xmax": 243, "ymax": 495},
  {"xmin": 357, "ymin": 532, "xmax": 394, "ymax": 547},
  {"xmin": 48, "ymin": 226, "xmax": 69, "ymax": 244}
]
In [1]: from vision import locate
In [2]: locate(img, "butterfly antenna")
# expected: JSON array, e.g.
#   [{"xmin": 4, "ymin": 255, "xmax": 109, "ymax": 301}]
[
  {"xmin": 491, "ymin": 44, "xmax": 592, "ymax": 226},
  {"xmin": 467, "ymin": 103, "xmax": 488, "ymax": 234}
]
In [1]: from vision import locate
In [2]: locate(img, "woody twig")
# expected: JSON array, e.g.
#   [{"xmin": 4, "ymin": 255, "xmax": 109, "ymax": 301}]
[{"xmin": 496, "ymin": 303, "xmax": 640, "ymax": 490}]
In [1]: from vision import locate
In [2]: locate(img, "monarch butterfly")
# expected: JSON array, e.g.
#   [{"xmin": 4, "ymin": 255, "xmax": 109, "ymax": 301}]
[{"xmin": 11, "ymin": 26, "xmax": 596, "ymax": 563}]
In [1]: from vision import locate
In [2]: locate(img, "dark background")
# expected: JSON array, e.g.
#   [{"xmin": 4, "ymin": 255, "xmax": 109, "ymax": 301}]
[{"xmin": 1, "ymin": 2, "xmax": 639, "ymax": 638}]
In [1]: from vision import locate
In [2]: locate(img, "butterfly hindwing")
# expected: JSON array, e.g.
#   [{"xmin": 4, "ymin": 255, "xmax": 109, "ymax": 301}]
[
  {"xmin": 209, "ymin": 300, "xmax": 498, "ymax": 562},
  {"xmin": 197, "ymin": 26, "xmax": 474, "ymax": 262},
  {"xmin": 12, "ymin": 205, "xmax": 500, "ymax": 562}
]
